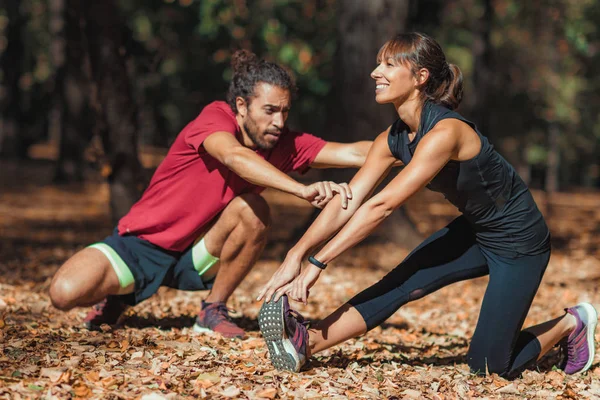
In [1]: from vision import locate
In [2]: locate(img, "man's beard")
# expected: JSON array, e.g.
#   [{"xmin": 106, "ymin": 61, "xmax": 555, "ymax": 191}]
[{"xmin": 243, "ymin": 116, "xmax": 279, "ymax": 151}]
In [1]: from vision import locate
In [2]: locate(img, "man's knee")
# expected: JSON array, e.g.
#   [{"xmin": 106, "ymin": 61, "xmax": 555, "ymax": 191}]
[
  {"xmin": 49, "ymin": 247, "xmax": 116, "ymax": 311},
  {"xmin": 49, "ymin": 275, "xmax": 79, "ymax": 311},
  {"xmin": 232, "ymin": 193, "xmax": 271, "ymax": 233}
]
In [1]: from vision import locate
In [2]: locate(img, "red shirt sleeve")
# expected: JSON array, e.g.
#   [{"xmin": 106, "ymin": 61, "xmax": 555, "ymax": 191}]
[
  {"xmin": 267, "ymin": 130, "xmax": 327, "ymax": 174},
  {"xmin": 184, "ymin": 102, "xmax": 239, "ymax": 152}
]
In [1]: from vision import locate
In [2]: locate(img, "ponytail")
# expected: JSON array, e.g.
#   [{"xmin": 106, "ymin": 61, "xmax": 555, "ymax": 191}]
[{"xmin": 434, "ymin": 63, "xmax": 463, "ymax": 110}]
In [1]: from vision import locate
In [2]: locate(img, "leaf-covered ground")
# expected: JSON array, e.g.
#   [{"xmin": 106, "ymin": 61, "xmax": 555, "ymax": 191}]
[{"xmin": 0, "ymin": 160, "xmax": 599, "ymax": 399}]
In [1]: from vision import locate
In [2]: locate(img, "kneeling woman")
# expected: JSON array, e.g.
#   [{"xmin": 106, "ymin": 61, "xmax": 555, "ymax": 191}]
[{"xmin": 257, "ymin": 32, "xmax": 597, "ymax": 378}]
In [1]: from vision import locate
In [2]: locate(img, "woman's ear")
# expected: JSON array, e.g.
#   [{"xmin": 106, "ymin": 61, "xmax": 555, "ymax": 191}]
[{"xmin": 416, "ymin": 68, "xmax": 430, "ymax": 86}]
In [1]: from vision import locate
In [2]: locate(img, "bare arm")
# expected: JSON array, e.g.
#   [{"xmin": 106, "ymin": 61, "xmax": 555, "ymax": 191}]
[
  {"xmin": 257, "ymin": 129, "xmax": 396, "ymax": 301},
  {"xmin": 288, "ymin": 133, "xmax": 396, "ymax": 258},
  {"xmin": 314, "ymin": 125, "xmax": 458, "ymax": 264},
  {"xmin": 203, "ymin": 131, "xmax": 351, "ymax": 208},
  {"xmin": 311, "ymin": 140, "xmax": 403, "ymax": 169},
  {"xmin": 285, "ymin": 124, "xmax": 459, "ymax": 303},
  {"xmin": 204, "ymin": 131, "xmax": 305, "ymax": 196},
  {"xmin": 310, "ymin": 141, "xmax": 372, "ymax": 168}
]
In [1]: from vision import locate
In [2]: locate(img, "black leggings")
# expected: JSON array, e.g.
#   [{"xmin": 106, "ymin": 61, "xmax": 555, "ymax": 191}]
[{"xmin": 349, "ymin": 216, "xmax": 550, "ymax": 378}]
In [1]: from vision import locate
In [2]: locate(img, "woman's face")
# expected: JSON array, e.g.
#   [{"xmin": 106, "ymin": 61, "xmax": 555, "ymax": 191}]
[{"xmin": 370, "ymin": 57, "xmax": 418, "ymax": 105}]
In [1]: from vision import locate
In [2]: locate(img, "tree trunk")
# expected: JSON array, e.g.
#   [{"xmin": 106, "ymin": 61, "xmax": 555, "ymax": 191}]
[
  {"xmin": 470, "ymin": 0, "xmax": 493, "ymax": 136},
  {"xmin": 54, "ymin": 0, "xmax": 93, "ymax": 182},
  {"xmin": 0, "ymin": 0, "xmax": 24, "ymax": 158},
  {"xmin": 324, "ymin": 0, "xmax": 422, "ymax": 249},
  {"xmin": 544, "ymin": 122, "xmax": 560, "ymax": 217},
  {"xmin": 84, "ymin": 0, "xmax": 144, "ymax": 224}
]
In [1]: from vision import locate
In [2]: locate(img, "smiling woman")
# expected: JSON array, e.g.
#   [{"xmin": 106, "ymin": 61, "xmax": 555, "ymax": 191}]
[
  {"xmin": 258, "ymin": 32, "xmax": 597, "ymax": 379},
  {"xmin": 373, "ymin": 33, "xmax": 463, "ymax": 110}
]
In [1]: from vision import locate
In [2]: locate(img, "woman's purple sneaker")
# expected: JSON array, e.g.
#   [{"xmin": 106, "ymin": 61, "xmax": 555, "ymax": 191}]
[
  {"xmin": 258, "ymin": 296, "xmax": 309, "ymax": 372},
  {"xmin": 561, "ymin": 302, "xmax": 598, "ymax": 375}
]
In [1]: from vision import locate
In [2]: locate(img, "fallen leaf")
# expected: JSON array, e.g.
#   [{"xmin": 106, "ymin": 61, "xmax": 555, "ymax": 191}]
[
  {"xmin": 72, "ymin": 383, "xmax": 92, "ymax": 397},
  {"xmin": 221, "ymin": 385, "xmax": 241, "ymax": 397},
  {"xmin": 141, "ymin": 393, "xmax": 168, "ymax": 400},
  {"xmin": 496, "ymin": 383, "xmax": 519, "ymax": 394},
  {"xmin": 255, "ymin": 387, "xmax": 278, "ymax": 399}
]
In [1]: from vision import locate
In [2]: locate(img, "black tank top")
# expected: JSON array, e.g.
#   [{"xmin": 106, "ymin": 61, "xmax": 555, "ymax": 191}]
[{"xmin": 388, "ymin": 101, "xmax": 550, "ymax": 257}]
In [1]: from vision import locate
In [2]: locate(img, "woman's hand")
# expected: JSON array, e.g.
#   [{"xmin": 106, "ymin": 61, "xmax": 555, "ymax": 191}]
[
  {"xmin": 286, "ymin": 264, "xmax": 323, "ymax": 305},
  {"xmin": 257, "ymin": 253, "xmax": 303, "ymax": 303}
]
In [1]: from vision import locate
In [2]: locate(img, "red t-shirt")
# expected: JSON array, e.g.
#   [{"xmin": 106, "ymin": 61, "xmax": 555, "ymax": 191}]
[{"xmin": 118, "ymin": 101, "xmax": 326, "ymax": 252}]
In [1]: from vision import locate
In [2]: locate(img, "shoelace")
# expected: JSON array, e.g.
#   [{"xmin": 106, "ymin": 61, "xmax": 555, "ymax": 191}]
[
  {"xmin": 567, "ymin": 335, "xmax": 579, "ymax": 361},
  {"xmin": 207, "ymin": 303, "xmax": 237, "ymax": 324},
  {"xmin": 287, "ymin": 307, "xmax": 310, "ymax": 329}
]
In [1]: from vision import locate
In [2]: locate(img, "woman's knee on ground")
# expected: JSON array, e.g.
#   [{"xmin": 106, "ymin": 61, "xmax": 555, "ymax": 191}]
[{"xmin": 467, "ymin": 343, "xmax": 512, "ymax": 377}]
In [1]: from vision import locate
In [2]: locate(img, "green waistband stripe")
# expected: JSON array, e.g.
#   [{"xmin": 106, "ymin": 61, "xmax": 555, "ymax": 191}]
[
  {"xmin": 88, "ymin": 243, "xmax": 135, "ymax": 289},
  {"xmin": 192, "ymin": 238, "xmax": 219, "ymax": 276}
]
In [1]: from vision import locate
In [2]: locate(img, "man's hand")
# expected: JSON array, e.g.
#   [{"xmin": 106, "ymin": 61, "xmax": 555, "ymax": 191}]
[
  {"xmin": 301, "ymin": 181, "xmax": 352, "ymax": 209},
  {"xmin": 257, "ymin": 254, "xmax": 303, "ymax": 303},
  {"xmin": 287, "ymin": 264, "xmax": 322, "ymax": 305}
]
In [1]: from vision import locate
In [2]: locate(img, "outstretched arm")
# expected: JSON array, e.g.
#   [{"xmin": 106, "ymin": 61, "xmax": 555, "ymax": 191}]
[
  {"xmin": 311, "ymin": 140, "xmax": 404, "ymax": 169},
  {"xmin": 310, "ymin": 141, "xmax": 372, "ymax": 168},
  {"xmin": 203, "ymin": 131, "xmax": 351, "ymax": 208},
  {"xmin": 286, "ymin": 125, "xmax": 459, "ymax": 303},
  {"xmin": 257, "ymin": 129, "xmax": 397, "ymax": 302}
]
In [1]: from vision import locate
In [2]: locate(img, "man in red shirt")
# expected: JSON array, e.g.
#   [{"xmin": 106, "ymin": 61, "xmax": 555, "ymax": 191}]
[{"xmin": 48, "ymin": 50, "xmax": 371, "ymax": 338}]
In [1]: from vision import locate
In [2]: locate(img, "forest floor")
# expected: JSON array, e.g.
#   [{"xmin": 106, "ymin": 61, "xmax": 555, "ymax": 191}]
[{"xmin": 0, "ymin": 158, "xmax": 599, "ymax": 399}]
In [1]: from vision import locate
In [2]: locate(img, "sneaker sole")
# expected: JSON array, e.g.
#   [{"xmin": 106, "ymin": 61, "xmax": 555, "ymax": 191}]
[
  {"xmin": 579, "ymin": 302, "xmax": 598, "ymax": 374},
  {"xmin": 192, "ymin": 323, "xmax": 245, "ymax": 339},
  {"xmin": 192, "ymin": 323, "xmax": 213, "ymax": 334},
  {"xmin": 258, "ymin": 298, "xmax": 301, "ymax": 372}
]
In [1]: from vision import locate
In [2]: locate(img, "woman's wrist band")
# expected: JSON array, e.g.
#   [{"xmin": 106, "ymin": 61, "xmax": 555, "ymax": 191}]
[{"xmin": 308, "ymin": 255, "xmax": 327, "ymax": 270}]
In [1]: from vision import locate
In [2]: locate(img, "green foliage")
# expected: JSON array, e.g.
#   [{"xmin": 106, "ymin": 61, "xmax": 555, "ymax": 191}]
[
  {"xmin": 1, "ymin": 0, "xmax": 598, "ymax": 187},
  {"xmin": 117, "ymin": 0, "xmax": 338, "ymax": 139},
  {"xmin": 415, "ymin": 0, "xmax": 600, "ymax": 187}
]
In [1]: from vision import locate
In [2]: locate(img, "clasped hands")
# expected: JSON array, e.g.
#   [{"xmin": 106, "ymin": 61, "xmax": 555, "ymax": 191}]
[{"xmin": 301, "ymin": 181, "xmax": 352, "ymax": 209}]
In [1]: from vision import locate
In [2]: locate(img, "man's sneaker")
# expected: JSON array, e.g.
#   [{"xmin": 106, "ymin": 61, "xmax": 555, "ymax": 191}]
[
  {"xmin": 193, "ymin": 301, "xmax": 246, "ymax": 339},
  {"xmin": 84, "ymin": 296, "xmax": 129, "ymax": 330},
  {"xmin": 560, "ymin": 302, "xmax": 598, "ymax": 374},
  {"xmin": 258, "ymin": 295, "xmax": 309, "ymax": 372}
]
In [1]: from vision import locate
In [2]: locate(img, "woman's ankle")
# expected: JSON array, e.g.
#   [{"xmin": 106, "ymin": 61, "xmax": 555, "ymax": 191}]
[
  {"xmin": 562, "ymin": 312, "xmax": 578, "ymax": 337},
  {"xmin": 307, "ymin": 328, "xmax": 318, "ymax": 357}
]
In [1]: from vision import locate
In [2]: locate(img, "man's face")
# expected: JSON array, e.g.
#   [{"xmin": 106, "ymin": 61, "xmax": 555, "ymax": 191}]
[{"xmin": 237, "ymin": 82, "xmax": 291, "ymax": 150}]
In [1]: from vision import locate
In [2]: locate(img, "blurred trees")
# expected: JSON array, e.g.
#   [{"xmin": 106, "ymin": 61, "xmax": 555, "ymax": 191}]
[
  {"xmin": 0, "ymin": 0, "xmax": 598, "ymax": 193},
  {"xmin": 324, "ymin": 0, "xmax": 423, "ymax": 248},
  {"xmin": 431, "ymin": 0, "xmax": 600, "ymax": 190},
  {"xmin": 49, "ymin": 0, "xmax": 143, "ymax": 222},
  {"xmin": 0, "ymin": 0, "xmax": 24, "ymax": 158},
  {"xmin": 84, "ymin": 1, "xmax": 144, "ymax": 222},
  {"xmin": 53, "ymin": 0, "xmax": 92, "ymax": 183}
]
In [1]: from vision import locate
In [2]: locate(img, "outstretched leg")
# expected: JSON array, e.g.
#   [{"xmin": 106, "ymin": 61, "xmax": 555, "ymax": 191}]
[
  {"xmin": 260, "ymin": 216, "xmax": 490, "ymax": 370},
  {"xmin": 308, "ymin": 216, "xmax": 488, "ymax": 355}
]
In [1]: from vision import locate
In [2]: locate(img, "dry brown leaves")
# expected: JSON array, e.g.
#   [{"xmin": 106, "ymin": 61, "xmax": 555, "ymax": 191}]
[{"xmin": 0, "ymin": 161, "xmax": 599, "ymax": 399}]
